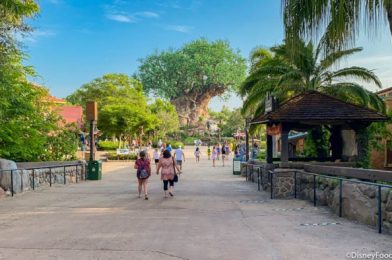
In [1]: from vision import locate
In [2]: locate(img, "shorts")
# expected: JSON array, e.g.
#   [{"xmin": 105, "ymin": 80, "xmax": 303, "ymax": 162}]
[
  {"xmin": 155, "ymin": 159, "xmax": 159, "ymax": 163},
  {"xmin": 176, "ymin": 160, "xmax": 182, "ymax": 166}
]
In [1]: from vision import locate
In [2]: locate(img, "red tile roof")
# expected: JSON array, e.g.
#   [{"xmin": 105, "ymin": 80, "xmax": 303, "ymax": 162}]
[{"xmin": 57, "ymin": 106, "xmax": 83, "ymax": 128}]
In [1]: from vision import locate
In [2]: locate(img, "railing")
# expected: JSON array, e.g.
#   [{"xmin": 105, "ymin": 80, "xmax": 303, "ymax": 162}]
[
  {"xmin": 0, "ymin": 162, "xmax": 86, "ymax": 197},
  {"xmin": 242, "ymin": 163, "xmax": 392, "ymax": 234}
]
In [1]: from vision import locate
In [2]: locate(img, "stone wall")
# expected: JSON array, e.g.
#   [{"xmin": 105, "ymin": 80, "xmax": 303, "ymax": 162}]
[
  {"xmin": 0, "ymin": 158, "xmax": 86, "ymax": 195},
  {"xmin": 270, "ymin": 171, "xmax": 392, "ymax": 234}
]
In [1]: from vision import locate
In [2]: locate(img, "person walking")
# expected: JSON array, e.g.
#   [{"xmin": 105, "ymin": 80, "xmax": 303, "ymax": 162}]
[
  {"xmin": 211, "ymin": 146, "xmax": 217, "ymax": 167},
  {"xmin": 174, "ymin": 146, "xmax": 185, "ymax": 170},
  {"xmin": 157, "ymin": 150, "xmax": 181, "ymax": 198},
  {"xmin": 166, "ymin": 143, "xmax": 173, "ymax": 153},
  {"xmin": 153, "ymin": 148, "xmax": 160, "ymax": 167},
  {"xmin": 207, "ymin": 145, "xmax": 211, "ymax": 160},
  {"xmin": 221, "ymin": 144, "xmax": 226, "ymax": 167},
  {"xmin": 134, "ymin": 151, "xmax": 151, "ymax": 200},
  {"xmin": 216, "ymin": 145, "xmax": 221, "ymax": 161},
  {"xmin": 194, "ymin": 147, "xmax": 201, "ymax": 163}
]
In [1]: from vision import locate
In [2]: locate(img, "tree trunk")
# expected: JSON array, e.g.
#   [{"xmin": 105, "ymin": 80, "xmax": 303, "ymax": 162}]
[{"xmin": 171, "ymin": 87, "xmax": 225, "ymax": 127}]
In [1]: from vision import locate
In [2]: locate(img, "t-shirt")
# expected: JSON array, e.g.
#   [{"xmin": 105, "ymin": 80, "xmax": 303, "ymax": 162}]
[
  {"xmin": 175, "ymin": 149, "xmax": 183, "ymax": 161},
  {"xmin": 153, "ymin": 151, "xmax": 160, "ymax": 160},
  {"xmin": 166, "ymin": 146, "xmax": 172, "ymax": 152}
]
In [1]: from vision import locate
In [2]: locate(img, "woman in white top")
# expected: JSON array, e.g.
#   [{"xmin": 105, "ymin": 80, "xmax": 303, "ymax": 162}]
[{"xmin": 153, "ymin": 148, "xmax": 160, "ymax": 167}]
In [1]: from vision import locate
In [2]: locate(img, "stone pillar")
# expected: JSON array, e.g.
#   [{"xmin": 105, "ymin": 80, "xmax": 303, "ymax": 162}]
[{"xmin": 280, "ymin": 126, "xmax": 289, "ymax": 163}]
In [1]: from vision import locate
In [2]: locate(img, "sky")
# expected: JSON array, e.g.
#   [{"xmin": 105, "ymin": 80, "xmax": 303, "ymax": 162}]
[{"xmin": 25, "ymin": 0, "xmax": 392, "ymax": 111}]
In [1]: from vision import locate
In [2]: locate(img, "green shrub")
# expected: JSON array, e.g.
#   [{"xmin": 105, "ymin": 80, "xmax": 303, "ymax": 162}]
[
  {"xmin": 107, "ymin": 152, "xmax": 137, "ymax": 160},
  {"xmin": 183, "ymin": 137, "xmax": 197, "ymax": 145},
  {"xmin": 257, "ymin": 150, "xmax": 266, "ymax": 161},
  {"xmin": 171, "ymin": 141, "xmax": 184, "ymax": 149},
  {"xmin": 98, "ymin": 141, "xmax": 119, "ymax": 151}
]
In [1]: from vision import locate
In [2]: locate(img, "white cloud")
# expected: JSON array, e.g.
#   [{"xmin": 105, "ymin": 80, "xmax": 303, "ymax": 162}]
[
  {"xmin": 345, "ymin": 54, "xmax": 392, "ymax": 89},
  {"xmin": 106, "ymin": 14, "xmax": 136, "ymax": 23},
  {"xmin": 135, "ymin": 11, "xmax": 160, "ymax": 18},
  {"xmin": 165, "ymin": 25, "xmax": 193, "ymax": 33},
  {"xmin": 23, "ymin": 29, "xmax": 56, "ymax": 43}
]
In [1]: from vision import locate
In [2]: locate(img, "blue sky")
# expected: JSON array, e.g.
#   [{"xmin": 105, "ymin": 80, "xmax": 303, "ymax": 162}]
[{"xmin": 26, "ymin": 0, "xmax": 392, "ymax": 111}]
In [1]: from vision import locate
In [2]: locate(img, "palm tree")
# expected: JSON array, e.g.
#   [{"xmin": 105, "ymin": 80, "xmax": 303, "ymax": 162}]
[
  {"xmin": 241, "ymin": 39, "xmax": 385, "ymax": 117},
  {"xmin": 282, "ymin": 0, "xmax": 392, "ymax": 53}
]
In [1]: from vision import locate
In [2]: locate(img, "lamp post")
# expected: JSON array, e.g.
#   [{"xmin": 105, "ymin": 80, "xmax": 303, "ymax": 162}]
[{"xmin": 245, "ymin": 117, "xmax": 251, "ymax": 161}]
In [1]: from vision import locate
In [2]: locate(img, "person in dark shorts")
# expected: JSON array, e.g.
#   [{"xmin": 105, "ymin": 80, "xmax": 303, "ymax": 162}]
[
  {"xmin": 174, "ymin": 146, "xmax": 185, "ymax": 170},
  {"xmin": 153, "ymin": 148, "xmax": 160, "ymax": 166}
]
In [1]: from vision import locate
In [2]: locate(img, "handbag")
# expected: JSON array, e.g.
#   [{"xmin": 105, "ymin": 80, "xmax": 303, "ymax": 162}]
[{"xmin": 172, "ymin": 158, "xmax": 179, "ymax": 182}]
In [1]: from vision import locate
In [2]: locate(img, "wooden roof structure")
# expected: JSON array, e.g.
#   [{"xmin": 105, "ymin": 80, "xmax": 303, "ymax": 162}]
[{"xmin": 251, "ymin": 91, "xmax": 388, "ymax": 126}]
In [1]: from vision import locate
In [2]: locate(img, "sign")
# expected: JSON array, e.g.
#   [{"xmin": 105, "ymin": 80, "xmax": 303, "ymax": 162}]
[
  {"xmin": 267, "ymin": 124, "xmax": 282, "ymax": 136},
  {"xmin": 265, "ymin": 92, "xmax": 274, "ymax": 114},
  {"xmin": 233, "ymin": 158, "xmax": 241, "ymax": 175},
  {"xmin": 116, "ymin": 149, "xmax": 130, "ymax": 155},
  {"xmin": 86, "ymin": 101, "xmax": 98, "ymax": 121}
]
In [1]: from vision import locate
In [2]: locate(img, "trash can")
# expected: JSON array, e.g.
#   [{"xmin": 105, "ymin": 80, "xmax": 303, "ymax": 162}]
[{"xmin": 88, "ymin": 160, "xmax": 102, "ymax": 180}]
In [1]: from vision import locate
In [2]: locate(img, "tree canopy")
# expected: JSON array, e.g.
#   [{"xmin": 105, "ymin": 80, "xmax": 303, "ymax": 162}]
[
  {"xmin": 138, "ymin": 38, "xmax": 246, "ymax": 99},
  {"xmin": 149, "ymin": 99, "xmax": 179, "ymax": 138},
  {"xmin": 137, "ymin": 38, "xmax": 247, "ymax": 126},
  {"xmin": 67, "ymin": 74, "xmax": 154, "ymax": 138}
]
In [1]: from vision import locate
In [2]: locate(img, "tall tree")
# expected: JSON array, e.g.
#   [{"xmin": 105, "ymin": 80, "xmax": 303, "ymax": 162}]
[
  {"xmin": 149, "ymin": 99, "xmax": 179, "ymax": 139},
  {"xmin": 138, "ymin": 38, "xmax": 246, "ymax": 126},
  {"xmin": 67, "ymin": 74, "xmax": 155, "ymax": 141},
  {"xmin": 282, "ymin": 0, "xmax": 392, "ymax": 53}
]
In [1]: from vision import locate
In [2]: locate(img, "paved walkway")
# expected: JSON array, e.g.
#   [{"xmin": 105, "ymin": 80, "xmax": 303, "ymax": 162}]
[{"xmin": 0, "ymin": 146, "xmax": 391, "ymax": 259}]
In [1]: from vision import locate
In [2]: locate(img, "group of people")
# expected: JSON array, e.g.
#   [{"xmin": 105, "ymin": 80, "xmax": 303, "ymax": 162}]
[
  {"xmin": 134, "ymin": 143, "xmax": 185, "ymax": 200},
  {"xmin": 133, "ymin": 141, "xmax": 235, "ymax": 200},
  {"xmin": 207, "ymin": 142, "xmax": 231, "ymax": 167}
]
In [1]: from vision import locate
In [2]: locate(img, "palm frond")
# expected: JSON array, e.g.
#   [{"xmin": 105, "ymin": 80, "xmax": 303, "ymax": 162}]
[
  {"xmin": 330, "ymin": 66, "xmax": 383, "ymax": 88},
  {"xmin": 319, "ymin": 47, "xmax": 363, "ymax": 70},
  {"xmin": 325, "ymin": 82, "xmax": 385, "ymax": 112}
]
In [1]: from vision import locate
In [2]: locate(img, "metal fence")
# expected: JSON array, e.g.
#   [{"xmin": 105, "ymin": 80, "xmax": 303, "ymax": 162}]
[
  {"xmin": 243, "ymin": 163, "xmax": 392, "ymax": 234},
  {"xmin": 0, "ymin": 162, "xmax": 86, "ymax": 197}
]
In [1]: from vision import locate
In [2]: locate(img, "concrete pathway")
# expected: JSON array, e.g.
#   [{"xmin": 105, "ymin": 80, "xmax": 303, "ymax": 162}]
[{"xmin": 0, "ymin": 146, "xmax": 391, "ymax": 260}]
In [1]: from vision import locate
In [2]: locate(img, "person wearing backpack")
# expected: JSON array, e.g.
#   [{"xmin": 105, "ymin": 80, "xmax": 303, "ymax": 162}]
[{"xmin": 134, "ymin": 150, "xmax": 151, "ymax": 200}]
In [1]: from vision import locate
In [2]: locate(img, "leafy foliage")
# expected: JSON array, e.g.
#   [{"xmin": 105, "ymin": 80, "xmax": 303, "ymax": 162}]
[
  {"xmin": 0, "ymin": 1, "xmax": 78, "ymax": 162},
  {"xmin": 138, "ymin": 38, "xmax": 247, "ymax": 100},
  {"xmin": 97, "ymin": 140, "xmax": 119, "ymax": 151},
  {"xmin": 149, "ymin": 99, "xmax": 179, "ymax": 138},
  {"xmin": 67, "ymin": 74, "xmax": 158, "ymax": 140},
  {"xmin": 241, "ymin": 38, "xmax": 385, "ymax": 117},
  {"xmin": 282, "ymin": 0, "xmax": 392, "ymax": 54}
]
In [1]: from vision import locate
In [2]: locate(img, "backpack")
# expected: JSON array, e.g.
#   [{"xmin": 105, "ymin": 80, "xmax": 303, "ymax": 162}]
[{"xmin": 137, "ymin": 160, "xmax": 149, "ymax": 179}]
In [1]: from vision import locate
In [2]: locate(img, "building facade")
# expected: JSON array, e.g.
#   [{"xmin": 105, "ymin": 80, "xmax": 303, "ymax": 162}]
[{"xmin": 370, "ymin": 87, "xmax": 392, "ymax": 170}]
